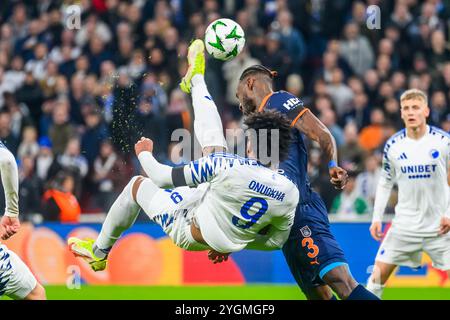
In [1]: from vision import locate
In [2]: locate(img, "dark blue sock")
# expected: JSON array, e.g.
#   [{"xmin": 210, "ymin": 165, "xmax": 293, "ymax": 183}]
[
  {"xmin": 329, "ymin": 295, "xmax": 338, "ymax": 300},
  {"xmin": 347, "ymin": 284, "xmax": 380, "ymax": 300}
]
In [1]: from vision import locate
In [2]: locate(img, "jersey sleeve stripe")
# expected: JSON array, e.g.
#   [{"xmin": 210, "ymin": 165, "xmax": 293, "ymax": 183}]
[
  {"xmin": 257, "ymin": 92, "xmax": 274, "ymax": 112},
  {"xmin": 430, "ymin": 126, "xmax": 450, "ymax": 139},
  {"xmin": 290, "ymin": 108, "xmax": 310, "ymax": 127}
]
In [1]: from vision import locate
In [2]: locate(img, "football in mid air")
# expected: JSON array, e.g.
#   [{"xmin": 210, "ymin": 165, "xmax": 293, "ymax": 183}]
[{"xmin": 204, "ymin": 18, "xmax": 246, "ymax": 61}]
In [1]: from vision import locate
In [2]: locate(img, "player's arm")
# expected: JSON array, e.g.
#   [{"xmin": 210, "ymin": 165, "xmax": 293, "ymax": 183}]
[
  {"xmin": 135, "ymin": 137, "xmax": 225, "ymax": 188},
  {"xmin": 278, "ymin": 100, "xmax": 348, "ymax": 189},
  {"xmin": 202, "ymin": 146, "xmax": 226, "ymax": 157},
  {"xmin": 244, "ymin": 225, "xmax": 290, "ymax": 251},
  {"xmin": 370, "ymin": 143, "xmax": 395, "ymax": 241},
  {"xmin": 439, "ymin": 153, "xmax": 450, "ymax": 235},
  {"xmin": 290, "ymin": 107, "xmax": 347, "ymax": 189},
  {"xmin": 0, "ymin": 146, "xmax": 20, "ymax": 240},
  {"xmin": 245, "ymin": 210, "xmax": 294, "ymax": 251}
]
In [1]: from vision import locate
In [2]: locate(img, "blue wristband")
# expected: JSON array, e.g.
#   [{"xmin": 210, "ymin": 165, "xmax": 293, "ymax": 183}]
[{"xmin": 328, "ymin": 160, "xmax": 337, "ymax": 169}]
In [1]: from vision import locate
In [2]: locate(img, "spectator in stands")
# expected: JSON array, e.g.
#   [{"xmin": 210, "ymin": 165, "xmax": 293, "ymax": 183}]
[
  {"xmin": 3, "ymin": 91, "xmax": 33, "ymax": 138},
  {"xmin": 272, "ymin": 10, "xmax": 306, "ymax": 72},
  {"xmin": 42, "ymin": 171, "xmax": 81, "ymax": 223},
  {"xmin": 24, "ymin": 42, "xmax": 48, "ymax": 81},
  {"xmin": 339, "ymin": 21, "xmax": 374, "ymax": 77},
  {"xmin": 330, "ymin": 171, "xmax": 369, "ymax": 218},
  {"xmin": 258, "ymin": 32, "xmax": 290, "ymax": 88},
  {"xmin": 355, "ymin": 153, "xmax": 381, "ymax": 209},
  {"xmin": 358, "ymin": 108, "xmax": 386, "ymax": 152},
  {"xmin": 223, "ymin": 48, "xmax": 260, "ymax": 111},
  {"xmin": 74, "ymin": 13, "xmax": 112, "ymax": 48},
  {"xmin": 15, "ymin": 70, "xmax": 44, "ymax": 122},
  {"xmin": 165, "ymin": 88, "xmax": 191, "ymax": 138},
  {"xmin": 92, "ymin": 140, "xmax": 129, "ymax": 212},
  {"xmin": 4, "ymin": 56, "xmax": 25, "ymax": 92},
  {"xmin": 384, "ymin": 97, "xmax": 403, "ymax": 130},
  {"xmin": 86, "ymin": 35, "xmax": 113, "ymax": 76},
  {"xmin": 35, "ymin": 136, "xmax": 53, "ymax": 181},
  {"xmin": 326, "ymin": 68, "xmax": 354, "ymax": 117},
  {"xmin": 342, "ymin": 92, "xmax": 371, "ymax": 129},
  {"xmin": 18, "ymin": 154, "xmax": 43, "ymax": 217},
  {"xmin": 9, "ymin": 3, "xmax": 29, "ymax": 45},
  {"xmin": 48, "ymin": 99, "xmax": 76, "ymax": 155},
  {"xmin": 48, "ymin": 137, "xmax": 88, "ymax": 199},
  {"xmin": 81, "ymin": 109, "xmax": 109, "ymax": 165},
  {"xmin": 338, "ymin": 121, "xmax": 366, "ymax": 172},
  {"xmin": 319, "ymin": 108, "xmax": 345, "ymax": 147},
  {"xmin": 17, "ymin": 125, "xmax": 39, "ymax": 160}
]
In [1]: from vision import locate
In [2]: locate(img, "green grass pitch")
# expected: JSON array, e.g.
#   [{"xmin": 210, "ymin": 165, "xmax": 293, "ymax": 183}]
[{"xmin": 26, "ymin": 285, "xmax": 450, "ymax": 300}]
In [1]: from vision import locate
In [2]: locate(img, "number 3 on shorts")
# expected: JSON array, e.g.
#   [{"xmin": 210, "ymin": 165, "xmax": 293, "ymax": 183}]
[{"xmin": 301, "ymin": 237, "xmax": 319, "ymax": 259}]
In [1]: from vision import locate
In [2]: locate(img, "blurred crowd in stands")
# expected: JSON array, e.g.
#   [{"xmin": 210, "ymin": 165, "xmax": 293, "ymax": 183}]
[{"xmin": 0, "ymin": 0, "xmax": 449, "ymax": 222}]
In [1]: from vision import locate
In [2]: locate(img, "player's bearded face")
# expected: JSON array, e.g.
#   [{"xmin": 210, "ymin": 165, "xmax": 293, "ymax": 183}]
[
  {"xmin": 237, "ymin": 81, "xmax": 257, "ymax": 116},
  {"xmin": 241, "ymin": 94, "xmax": 257, "ymax": 116}
]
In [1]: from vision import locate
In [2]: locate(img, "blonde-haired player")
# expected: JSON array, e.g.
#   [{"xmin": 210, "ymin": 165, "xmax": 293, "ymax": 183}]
[
  {"xmin": 0, "ymin": 142, "xmax": 46, "ymax": 300},
  {"xmin": 366, "ymin": 89, "xmax": 450, "ymax": 298}
]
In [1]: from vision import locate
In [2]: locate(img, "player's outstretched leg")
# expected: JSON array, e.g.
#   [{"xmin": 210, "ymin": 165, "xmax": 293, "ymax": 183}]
[
  {"xmin": 180, "ymin": 39, "xmax": 205, "ymax": 94},
  {"xmin": 180, "ymin": 39, "xmax": 227, "ymax": 153},
  {"xmin": 23, "ymin": 283, "xmax": 46, "ymax": 300},
  {"xmin": 68, "ymin": 176, "xmax": 142, "ymax": 271}
]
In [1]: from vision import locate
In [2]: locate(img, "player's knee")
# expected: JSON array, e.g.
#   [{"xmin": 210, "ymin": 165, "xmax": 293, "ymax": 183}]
[
  {"xmin": 25, "ymin": 283, "xmax": 46, "ymax": 300},
  {"xmin": 131, "ymin": 175, "xmax": 145, "ymax": 202},
  {"xmin": 371, "ymin": 262, "xmax": 396, "ymax": 285}
]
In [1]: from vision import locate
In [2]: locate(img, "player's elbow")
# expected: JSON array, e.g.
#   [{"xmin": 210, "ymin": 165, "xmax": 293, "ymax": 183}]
[{"xmin": 0, "ymin": 148, "xmax": 16, "ymax": 170}]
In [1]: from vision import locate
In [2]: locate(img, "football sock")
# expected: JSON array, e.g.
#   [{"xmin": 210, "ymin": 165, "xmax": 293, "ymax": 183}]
[
  {"xmin": 347, "ymin": 284, "xmax": 380, "ymax": 300},
  {"xmin": 366, "ymin": 276, "xmax": 384, "ymax": 299},
  {"xmin": 191, "ymin": 74, "xmax": 227, "ymax": 151},
  {"xmin": 94, "ymin": 177, "xmax": 141, "ymax": 255}
]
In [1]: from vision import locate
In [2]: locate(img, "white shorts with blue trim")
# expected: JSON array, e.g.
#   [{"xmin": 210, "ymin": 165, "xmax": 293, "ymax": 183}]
[
  {"xmin": 136, "ymin": 179, "xmax": 210, "ymax": 251},
  {"xmin": 375, "ymin": 229, "xmax": 450, "ymax": 271},
  {"xmin": 0, "ymin": 244, "xmax": 37, "ymax": 299}
]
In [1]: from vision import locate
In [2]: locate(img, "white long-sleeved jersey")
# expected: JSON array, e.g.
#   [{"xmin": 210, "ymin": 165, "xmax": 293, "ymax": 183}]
[
  {"xmin": 372, "ymin": 126, "xmax": 450, "ymax": 237},
  {"xmin": 138, "ymin": 151, "xmax": 299, "ymax": 253},
  {"xmin": 0, "ymin": 142, "xmax": 19, "ymax": 218}
]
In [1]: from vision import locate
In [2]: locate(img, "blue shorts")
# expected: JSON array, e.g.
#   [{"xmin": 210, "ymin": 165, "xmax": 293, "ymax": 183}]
[{"xmin": 282, "ymin": 191, "xmax": 347, "ymax": 292}]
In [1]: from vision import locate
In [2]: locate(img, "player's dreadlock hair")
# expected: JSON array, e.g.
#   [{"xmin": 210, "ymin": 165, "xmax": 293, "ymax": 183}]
[
  {"xmin": 244, "ymin": 110, "xmax": 292, "ymax": 166},
  {"xmin": 239, "ymin": 64, "xmax": 278, "ymax": 81}
]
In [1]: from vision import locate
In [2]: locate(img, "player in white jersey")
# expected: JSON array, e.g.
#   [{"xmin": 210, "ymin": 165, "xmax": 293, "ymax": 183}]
[
  {"xmin": 0, "ymin": 142, "xmax": 46, "ymax": 300},
  {"xmin": 366, "ymin": 89, "xmax": 450, "ymax": 298},
  {"xmin": 68, "ymin": 107, "xmax": 299, "ymax": 270}
]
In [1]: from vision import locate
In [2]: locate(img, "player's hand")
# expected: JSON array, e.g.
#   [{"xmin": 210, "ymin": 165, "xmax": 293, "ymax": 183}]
[
  {"xmin": 0, "ymin": 216, "xmax": 20, "ymax": 240},
  {"xmin": 134, "ymin": 137, "xmax": 154, "ymax": 156},
  {"xmin": 208, "ymin": 250, "xmax": 230, "ymax": 264},
  {"xmin": 438, "ymin": 217, "xmax": 450, "ymax": 235},
  {"xmin": 369, "ymin": 221, "xmax": 383, "ymax": 241},
  {"xmin": 329, "ymin": 166, "xmax": 348, "ymax": 190}
]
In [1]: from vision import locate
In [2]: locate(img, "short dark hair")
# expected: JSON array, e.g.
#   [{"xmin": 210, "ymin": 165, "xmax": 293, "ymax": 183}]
[
  {"xmin": 239, "ymin": 64, "xmax": 278, "ymax": 81},
  {"xmin": 244, "ymin": 110, "xmax": 292, "ymax": 164}
]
